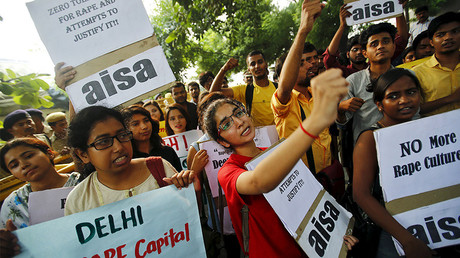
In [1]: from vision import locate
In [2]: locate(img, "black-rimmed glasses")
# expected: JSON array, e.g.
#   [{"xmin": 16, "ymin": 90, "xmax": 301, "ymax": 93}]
[
  {"xmin": 218, "ymin": 107, "xmax": 247, "ymax": 135},
  {"xmin": 87, "ymin": 131, "xmax": 133, "ymax": 150}
]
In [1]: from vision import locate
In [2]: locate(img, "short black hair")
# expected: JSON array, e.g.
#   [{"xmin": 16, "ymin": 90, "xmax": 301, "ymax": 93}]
[
  {"xmin": 401, "ymin": 46, "xmax": 414, "ymax": 60},
  {"xmin": 415, "ymin": 6, "xmax": 428, "ymax": 14},
  {"xmin": 412, "ymin": 30, "xmax": 429, "ymax": 50},
  {"xmin": 347, "ymin": 35, "xmax": 361, "ymax": 51},
  {"xmin": 360, "ymin": 22, "xmax": 397, "ymax": 49},
  {"xmin": 171, "ymin": 81, "xmax": 186, "ymax": 92},
  {"xmin": 372, "ymin": 68, "xmax": 423, "ymax": 103},
  {"xmin": 198, "ymin": 71, "xmax": 214, "ymax": 87},
  {"xmin": 247, "ymin": 50, "xmax": 266, "ymax": 63},
  {"xmin": 303, "ymin": 42, "xmax": 317, "ymax": 54},
  {"xmin": 427, "ymin": 12, "xmax": 460, "ymax": 39}
]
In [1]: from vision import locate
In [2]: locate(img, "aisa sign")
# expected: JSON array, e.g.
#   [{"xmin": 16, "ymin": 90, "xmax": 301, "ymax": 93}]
[
  {"xmin": 66, "ymin": 45, "xmax": 175, "ymax": 112},
  {"xmin": 345, "ymin": 0, "xmax": 403, "ymax": 26}
]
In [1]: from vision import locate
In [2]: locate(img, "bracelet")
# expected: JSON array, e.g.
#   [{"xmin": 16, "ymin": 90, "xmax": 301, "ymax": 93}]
[{"xmin": 299, "ymin": 123, "xmax": 319, "ymax": 139}]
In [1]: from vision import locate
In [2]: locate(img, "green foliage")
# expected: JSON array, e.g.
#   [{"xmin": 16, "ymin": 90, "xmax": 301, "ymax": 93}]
[
  {"xmin": 0, "ymin": 69, "xmax": 54, "ymax": 109},
  {"xmin": 406, "ymin": 0, "xmax": 447, "ymax": 15},
  {"xmin": 152, "ymin": 0, "xmax": 299, "ymax": 77}
]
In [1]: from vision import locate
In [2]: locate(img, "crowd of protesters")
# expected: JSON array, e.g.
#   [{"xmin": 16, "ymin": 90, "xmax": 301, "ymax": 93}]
[{"xmin": 0, "ymin": 0, "xmax": 459, "ymax": 257}]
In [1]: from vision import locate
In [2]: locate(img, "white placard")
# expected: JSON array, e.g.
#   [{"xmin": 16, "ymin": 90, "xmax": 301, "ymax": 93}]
[
  {"xmin": 26, "ymin": 0, "xmax": 154, "ymax": 66},
  {"xmin": 15, "ymin": 186, "xmax": 206, "ymax": 258},
  {"xmin": 374, "ymin": 109, "xmax": 460, "ymax": 254},
  {"xmin": 29, "ymin": 187, "xmax": 74, "ymax": 225},
  {"xmin": 345, "ymin": 0, "xmax": 403, "ymax": 26},
  {"xmin": 245, "ymin": 141, "xmax": 353, "ymax": 258},
  {"xmin": 65, "ymin": 46, "xmax": 175, "ymax": 112},
  {"xmin": 162, "ymin": 130, "xmax": 204, "ymax": 170}
]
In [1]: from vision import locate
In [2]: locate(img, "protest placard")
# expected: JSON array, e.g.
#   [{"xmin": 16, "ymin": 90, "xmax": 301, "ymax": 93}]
[
  {"xmin": 29, "ymin": 187, "xmax": 74, "ymax": 225},
  {"xmin": 27, "ymin": 0, "xmax": 153, "ymax": 67},
  {"xmin": 15, "ymin": 186, "xmax": 206, "ymax": 258},
  {"xmin": 374, "ymin": 109, "xmax": 460, "ymax": 254},
  {"xmin": 65, "ymin": 45, "xmax": 175, "ymax": 112},
  {"xmin": 162, "ymin": 130, "xmax": 204, "ymax": 170},
  {"xmin": 344, "ymin": 0, "xmax": 403, "ymax": 26},
  {"xmin": 245, "ymin": 140, "xmax": 354, "ymax": 258}
]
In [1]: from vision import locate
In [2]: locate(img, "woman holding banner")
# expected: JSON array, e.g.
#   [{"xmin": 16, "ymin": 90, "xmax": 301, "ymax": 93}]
[
  {"xmin": 63, "ymin": 106, "xmax": 196, "ymax": 215},
  {"xmin": 121, "ymin": 105, "xmax": 182, "ymax": 172},
  {"xmin": 202, "ymin": 69, "xmax": 358, "ymax": 257},
  {"xmin": 352, "ymin": 68, "xmax": 431, "ymax": 257}
]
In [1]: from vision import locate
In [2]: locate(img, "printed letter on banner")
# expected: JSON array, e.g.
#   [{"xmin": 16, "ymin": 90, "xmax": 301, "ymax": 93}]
[
  {"xmin": 14, "ymin": 186, "xmax": 206, "ymax": 258},
  {"xmin": 344, "ymin": 0, "xmax": 403, "ymax": 26},
  {"xmin": 27, "ymin": 0, "xmax": 153, "ymax": 66},
  {"xmin": 374, "ymin": 109, "xmax": 460, "ymax": 254},
  {"xmin": 245, "ymin": 140, "xmax": 354, "ymax": 258},
  {"xmin": 162, "ymin": 130, "xmax": 203, "ymax": 170}
]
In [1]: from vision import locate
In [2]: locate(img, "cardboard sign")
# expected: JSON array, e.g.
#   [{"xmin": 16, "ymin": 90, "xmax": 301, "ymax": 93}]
[
  {"xmin": 344, "ymin": 0, "xmax": 403, "ymax": 26},
  {"xmin": 65, "ymin": 45, "xmax": 175, "ymax": 112},
  {"xmin": 374, "ymin": 109, "xmax": 460, "ymax": 254},
  {"xmin": 14, "ymin": 186, "xmax": 206, "ymax": 258},
  {"xmin": 26, "ymin": 0, "xmax": 153, "ymax": 66},
  {"xmin": 29, "ymin": 187, "xmax": 74, "ymax": 225},
  {"xmin": 245, "ymin": 140, "xmax": 354, "ymax": 258},
  {"xmin": 162, "ymin": 130, "xmax": 204, "ymax": 170}
]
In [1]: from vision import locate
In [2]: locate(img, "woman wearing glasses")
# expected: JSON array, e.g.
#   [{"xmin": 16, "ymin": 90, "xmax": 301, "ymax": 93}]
[
  {"xmin": 202, "ymin": 70, "xmax": 358, "ymax": 257},
  {"xmin": 64, "ymin": 106, "xmax": 195, "ymax": 215}
]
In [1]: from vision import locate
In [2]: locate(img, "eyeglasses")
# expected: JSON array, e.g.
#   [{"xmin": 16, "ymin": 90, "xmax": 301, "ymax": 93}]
[
  {"xmin": 87, "ymin": 131, "xmax": 133, "ymax": 150},
  {"xmin": 218, "ymin": 107, "xmax": 247, "ymax": 134}
]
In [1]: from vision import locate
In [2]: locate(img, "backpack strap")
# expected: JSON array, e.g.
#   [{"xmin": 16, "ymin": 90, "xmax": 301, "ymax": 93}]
[
  {"xmin": 245, "ymin": 82, "xmax": 254, "ymax": 116},
  {"xmin": 298, "ymin": 100, "xmax": 316, "ymax": 173},
  {"xmin": 245, "ymin": 81, "xmax": 278, "ymax": 116},
  {"xmin": 146, "ymin": 157, "xmax": 168, "ymax": 188}
]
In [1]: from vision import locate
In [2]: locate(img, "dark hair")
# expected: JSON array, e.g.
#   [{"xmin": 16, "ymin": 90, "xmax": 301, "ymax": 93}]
[
  {"xmin": 360, "ymin": 22, "xmax": 397, "ymax": 49},
  {"xmin": 247, "ymin": 50, "xmax": 266, "ymax": 63},
  {"xmin": 275, "ymin": 52, "xmax": 288, "ymax": 79},
  {"xmin": 25, "ymin": 109, "xmax": 44, "ymax": 121},
  {"xmin": 143, "ymin": 100, "xmax": 165, "ymax": 121},
  {"xmin": 68, "ymin": 106, "xmax": 125, "ymax": 151},
  {"xmin": 165, "ymin": 103, "xmax": 193, "ymax": 136},
  {"xmin": 347, "ymin": 35, "xmax": 362, "ymax": 51},
  {"xmin": 197, "ymin": 92, "xmax": 227, "ymax": 130},
  {"xmin": 121, "ymin": 106, "xmax": 162, "ymax": 152},
  {"xmin": 372, "ymin": 68, "xmax": 423, "ymax": 103},
  {"xmin": 171, "ymin": 81, "xmax": 186, "ymax": 92},
  {"xmin": 303, "ymin": 42, "xmax": 317, "ymax": 54},
  {"xmin": 203, "ymin": 98, "xmax": 246, "ymax": 144},
  {"xmin": 198, "ymin": 71, "xmax": 215, "ymax": 87},
  {"xmin": 412, "ymin": 30, "xmax": 429, "ymax": 50},
  {"xmin": 428, "ymin": 12, "xmax": 460, "ymax": 39},
  {"xmin": 401, "ymin": 46, "xmax": 414, "ymax": 60},
  {"xmin": 187, "ymin": 81, "xmax": 200, "ymax": 89},
  {"xmin": 0, "ymin": 137, "xmax": 56, "ymax": 172},
  {"xmin": 415, "ymin": 6, "xmax": 428, "ymax": 14}
]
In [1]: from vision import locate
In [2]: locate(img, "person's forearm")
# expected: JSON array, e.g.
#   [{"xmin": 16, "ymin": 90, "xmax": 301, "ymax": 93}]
[
  {"xmin": 420, "ymin": 97, "xmax": 453, "ymax": 115},
  {"xmin": 210, "ymin": 68, "xmax": 227, "ymax": 93},
  {"xmin": 396, "ymin": 14, "xmax": 408, "ymax": 42},
  {"xmin": 328, "ymin": 24, "xmax": 346, "ymax": 54},
  {"xmin": 278, "ymin": 25, "xmax": 310, "ymax": 102}
]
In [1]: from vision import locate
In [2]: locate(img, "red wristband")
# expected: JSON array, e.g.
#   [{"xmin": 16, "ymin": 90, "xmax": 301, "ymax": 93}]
[{"xmin": 299, "ymin": 123, "xmax": 319, "ymax": 139}]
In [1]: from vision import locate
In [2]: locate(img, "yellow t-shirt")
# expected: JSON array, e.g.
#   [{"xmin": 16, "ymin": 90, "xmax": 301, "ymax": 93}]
[
  {"xmin": 271, "ymin": 89, "xmax": 332, "ymax": 172},
  {"xmin": 231, "ymin": 81, "xmax": 277, "ymax": 127},
  {"xmin": 158, "ymin": 120, "xmax": 167, "ymax": 138},
  {"xmin": 412, "ymin": 55, "xmax": 460, "ymax": 117}
]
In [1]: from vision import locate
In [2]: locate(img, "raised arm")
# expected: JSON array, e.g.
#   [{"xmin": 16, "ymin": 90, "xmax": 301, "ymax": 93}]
[
  {"xmin": 327, "ymin": 4, "xmax": 351, "ymax": 55},
  {"xmin": 237, "ymin": 69, "xmax": 348, "ymax": 195},
  {"xmin": 54, "ymin": 62, "xmax": 76, "ymax": 120},
  {"xmin": 395, "ymin": 0, "xmax": 409, "ymax": 42},
  {"xmin": 277, "ymin": 0, "xmax": 322, "ymax": 104},
  {"xmin": 209, "ymin": 58, "xmax": 238, "ymax": 98}
]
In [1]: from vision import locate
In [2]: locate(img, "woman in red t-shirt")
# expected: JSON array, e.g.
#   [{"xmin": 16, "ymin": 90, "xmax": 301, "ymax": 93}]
[{"xmin": 202, "ymin": 70, "xmax": 357, "ymax": 257}]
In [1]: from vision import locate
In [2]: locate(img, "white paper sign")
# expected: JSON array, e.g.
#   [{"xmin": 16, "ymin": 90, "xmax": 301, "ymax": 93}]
[
  {"xmin": 345, "ymin": 0, "xmax": 403, "ymax": 26},
  {"xmin": 29, "ymin": 187, "xmax": 74, "ymax": 225},
  {"xmin": 162, "ymin": 130, "xmax": 204, "ymax": 170},
  {"xmin": 245, "ymin": 141, "xmax": 353, "ymax": 258},
  {"xmin": 65, "ymin": 46, "xmax": 175, "ymax": 112},
  {"xmin": 14, "ymin": 186, "xmax": 206, "ymax": 258},
  {"xmin": 374, "ymin": 109, "xmax": 460, "ymax": 253},
  {"xmin": 26, "ymin": 0, "xmax": 154, "ymax": 66}
]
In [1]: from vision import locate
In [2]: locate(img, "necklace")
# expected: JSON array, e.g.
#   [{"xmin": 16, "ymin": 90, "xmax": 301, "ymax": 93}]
[{"xmin": 377, "ymin": 121, "xmax": 386, "ymax": 128}]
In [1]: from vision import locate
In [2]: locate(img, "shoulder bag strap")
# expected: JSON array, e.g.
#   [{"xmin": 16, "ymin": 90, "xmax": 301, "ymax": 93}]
[
  {"xmin": 298, "ymin": 100, "xmax": 316, "ymax": 174},
  {"xmin": 145, "ymin": 157, "xmax": 168, "ymax": 188}
]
